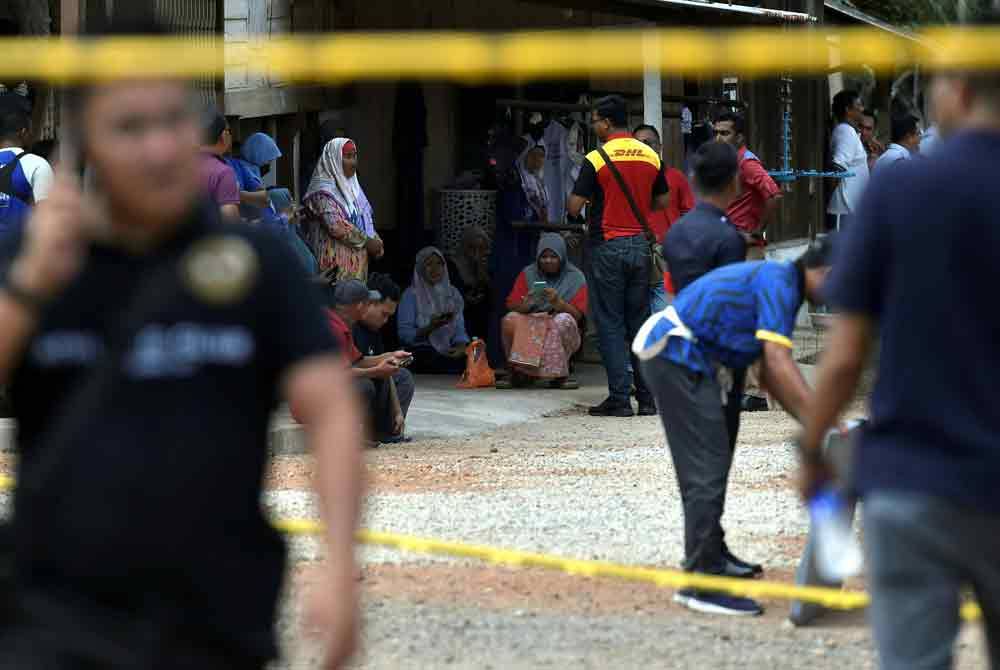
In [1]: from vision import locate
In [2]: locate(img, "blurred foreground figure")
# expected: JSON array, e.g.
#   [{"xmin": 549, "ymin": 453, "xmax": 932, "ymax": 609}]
[
  {"xmin": 798, "ymin": 38, "xmax": 1000, "ymax": 670},
  {"xmin": 0, "ymin": 19, "xmax": 362, "ymax": 670}
]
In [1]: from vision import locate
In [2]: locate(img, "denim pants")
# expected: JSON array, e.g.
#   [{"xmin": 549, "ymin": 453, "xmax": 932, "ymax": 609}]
[
  {"xmin": 588, "ymin": 234, "xmax": 651, "ymax": 404},
  {"xmin": 865, "ymin": 490, "xmax": 1000, "ymax": 670}
]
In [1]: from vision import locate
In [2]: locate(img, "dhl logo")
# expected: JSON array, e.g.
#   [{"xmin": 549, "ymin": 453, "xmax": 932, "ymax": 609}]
[{"xmin": 612, "ymin": 149, "xmax": 647, "ymax": 157}]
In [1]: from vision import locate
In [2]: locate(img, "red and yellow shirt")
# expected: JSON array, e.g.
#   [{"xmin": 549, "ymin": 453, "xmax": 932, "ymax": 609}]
[{"xmin": 572, "ymin": 133, "xmax": 669, "ymax": 243}]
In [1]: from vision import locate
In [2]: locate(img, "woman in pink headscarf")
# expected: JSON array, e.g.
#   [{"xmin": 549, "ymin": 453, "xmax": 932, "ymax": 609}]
[{"xmin": 302, "ymin": 138, "xmax": 384, "ymax": 281}]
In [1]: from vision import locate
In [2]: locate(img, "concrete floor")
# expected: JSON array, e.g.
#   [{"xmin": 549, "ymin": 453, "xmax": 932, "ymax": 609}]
[{"xmin": 269, "ymin": 364, "xmax": 611, "ymax": 453}]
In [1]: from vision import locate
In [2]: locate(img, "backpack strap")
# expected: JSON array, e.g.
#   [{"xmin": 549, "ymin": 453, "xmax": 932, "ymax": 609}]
[{"xmin": 0, "ymin": 152, "xmax": 31, "ymax": 201}]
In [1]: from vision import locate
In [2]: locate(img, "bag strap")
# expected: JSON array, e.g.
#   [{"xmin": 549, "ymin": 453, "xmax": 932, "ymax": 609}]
[
  {"xmin": 0, "ymin": 152, "xmax": 29, "ymax": 198},
  {"xmin": 595, "ymin": 145, "xmax": 656, "ymax": 243}
]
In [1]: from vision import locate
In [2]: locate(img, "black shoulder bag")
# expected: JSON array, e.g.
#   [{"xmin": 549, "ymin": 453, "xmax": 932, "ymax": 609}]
[{"xmin": 595, "ymin": 145, "xmax": 667, "ymax": 287}]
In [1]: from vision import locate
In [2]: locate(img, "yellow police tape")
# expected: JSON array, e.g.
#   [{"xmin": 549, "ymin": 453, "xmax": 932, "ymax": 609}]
[
  {"xmin": 0, "ymin": 27, "xmax": 999, "ymax": 83},
  {"xmin": 0, "ymin": 475, "xmax": 981, "ymax": 621}
]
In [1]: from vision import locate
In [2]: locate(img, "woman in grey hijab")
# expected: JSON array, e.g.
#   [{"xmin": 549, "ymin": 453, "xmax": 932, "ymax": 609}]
[{"xmin": 499, "ymin": 233, "xmax": 588, "ymax": 389}]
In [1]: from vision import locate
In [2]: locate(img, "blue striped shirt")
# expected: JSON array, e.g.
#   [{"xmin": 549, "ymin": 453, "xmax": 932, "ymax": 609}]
[{"xmin": 652, "ymin": 261, "xmax": 803, "ymax": 374}]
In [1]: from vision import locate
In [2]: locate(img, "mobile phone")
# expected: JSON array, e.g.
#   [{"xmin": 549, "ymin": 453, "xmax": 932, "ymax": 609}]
[
  {"xmin": 398, "ymin": 356, "xmax": 414, "ymax": 367},
  {"xmin": 532, "ymin": 281, "xmax": 548, "ymax": 294}
]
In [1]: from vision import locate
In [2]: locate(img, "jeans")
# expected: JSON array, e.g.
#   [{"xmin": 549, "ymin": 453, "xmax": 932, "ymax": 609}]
[
  {"xmin": 394, "ymin": 367, "xmax": 415, "ymax": 418},
  {"xmin": 865, "ymin": 490, "xmax": 1000, "ymax": 670},
  {"xmin": 649, "ymin": 283, "xmax": 669, "ymax": 314},
  {"xmin": 588, "ymin": 234, "xmax": 652, "ymax": 404},
  {"xmin": 643, "ymin": 357, "xmax": 736, "ymax": 574}
]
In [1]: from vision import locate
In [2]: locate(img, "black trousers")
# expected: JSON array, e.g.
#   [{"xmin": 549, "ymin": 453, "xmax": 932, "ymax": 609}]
[{"xmin": 642, "ymin": 357, "xmax": 746, "ymax": 574}]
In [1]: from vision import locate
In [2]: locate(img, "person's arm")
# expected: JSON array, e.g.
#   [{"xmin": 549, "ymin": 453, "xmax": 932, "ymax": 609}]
[
  {"xmin": 505, "ymin": 272, "xmax": 531, "ymax": 312},
  {"xmin": 567, "ymin": 159, "xmax": 596, "ymax": 218},
  {"xmin": 744, "ymin": 160, "xmax": 782, "ymax": 233},
  {"xmin": 220, "ymin": 203, "xmax": 240, "ymax": 222},
  {"xmin": 352, "ymin": 355, "xmax": 397, "ymax": 380},
  {"xmin": 549, "ymin": 290, "xmax": 583, "ymax": 322},
  {"xmin": 651, "ymin": 166, "xmax": 670, "ymax": 212},
  {"xmin": 830, "ymin": 125, "xmax": 853, "ymax": 172},
  {"xmin": 26, "ymin": 156, "xmax": 55, "ymax": 202},
  {"xmin": 759, "ymin": 340, "xmax": 811, "ymax": 421},
  {"xmin": 240, "ymin": 189, "xmax": 271, "ymax": 209},
  {"xmin": 396, "ymin": 290, "xmax": 420, "ymax": 346},
  {"xmin": 0, "ymin": 175, "xmax": 93, "ymax": 384},
  {"xmin": 285, "ymin": 356, "xmax": 362, "ymax": 669},
  {"xmin": 217, "ymin": 168, "xmax": 242, "ymax": 223},
  {"xmin": 716, "ymin": 229, "xmax": 747, "ymax": 268}
]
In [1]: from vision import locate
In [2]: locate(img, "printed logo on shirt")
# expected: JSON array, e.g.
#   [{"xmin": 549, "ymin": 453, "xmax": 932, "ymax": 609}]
[
  {"xmin": 181, "ymin": 235, "xmax": 260, "ymax": 305},
  {"xmin": 31, "ymin": 330, "xmax": 102, "ymax": 367},
  {"xmin": 126, "ymin": 323, "xmax": 255, "ymax": 378}
]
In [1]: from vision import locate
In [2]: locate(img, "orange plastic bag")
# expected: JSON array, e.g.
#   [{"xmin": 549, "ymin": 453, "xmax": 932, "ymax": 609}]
[{"xmin": 456, "ymin": 338, "xmax": 495, "ymax": 389}]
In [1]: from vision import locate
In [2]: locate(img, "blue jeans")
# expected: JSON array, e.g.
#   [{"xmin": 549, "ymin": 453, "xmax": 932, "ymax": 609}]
[
  {"xmin": 649, "ymin": 283, "xmax": 669, "ymax": 314},
  {"xmin": 588, "ymin": 235, "xmax": 652, "ymax": 404}
]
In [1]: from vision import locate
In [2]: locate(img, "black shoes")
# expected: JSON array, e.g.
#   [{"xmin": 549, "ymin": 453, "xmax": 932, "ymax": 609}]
[
  {"xmin": 588, "ymin": 398, "xmax": 635, "ymax": 417},
  {"xmin": 722, "ymin": 548, "xmax": 764, "ymax": 579},
  {"xmin": 637, "ymin": 402, "xmax": 658, "ymax": 416}
]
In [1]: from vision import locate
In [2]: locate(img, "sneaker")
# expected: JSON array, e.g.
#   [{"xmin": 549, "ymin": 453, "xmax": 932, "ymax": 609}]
[
  {"xmin": 741, "ymin": 395, "xmax": 769, "ymax": 412},
  {"xmin": 637, "ymin": 402, "xmax": 658, "ymax": 416},
  {"xmin": 723, "ymin": 548, "xmax": 764, "ymax": 578},
  {"xmin": 673, "ymin": 589, "xmax": 763, "ymax": 616},
  {"xmin": 588, "ymin": 398, "xmax": 634, "ymax": 417}
]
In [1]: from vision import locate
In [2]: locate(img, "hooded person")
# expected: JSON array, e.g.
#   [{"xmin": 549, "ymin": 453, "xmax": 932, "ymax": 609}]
[
  {"xmin": 229, "ymin": 132, "xmax": 284, "ymax": 225},
  {"xmin": 446, "ymin": 224, "xmax": 492, "ymax": 343},
  {"xmin": 302, "ymin": 137, "xmax": 384, "ymax": 282},
  {"xmin": 500, "ymin": 233, "xmax": 588, "ymax": 389},
  {"xmin": 397, "ymin": 246, "xmax": 471, "ymax": 374}
]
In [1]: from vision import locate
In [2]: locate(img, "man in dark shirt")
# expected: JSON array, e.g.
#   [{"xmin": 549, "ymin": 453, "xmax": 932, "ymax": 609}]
[
  {"xmin": 354, "ymin": 273, "xmax": 415, "ymax": 442},
  {"xmin": 663, "ymin": 141, "xmax": 746, "ymax": 295},
  {"xmin": 0, "ymin": 19, "xmax": 361, "ymax": 669},
  {"xmin": 799, "ymin": 60, "xmax": 1000, "ymax": 669},
  {"xmin": 568, "ymin": 95, "xmax": 669, "ymax": 418}
]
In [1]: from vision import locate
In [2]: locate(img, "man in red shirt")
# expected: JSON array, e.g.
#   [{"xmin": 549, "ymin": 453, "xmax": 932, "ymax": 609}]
[
  {"xmin": 633, "ymin": 124, "xmax": 696, "ymax": 308},
  {"xmin": 568, "ymin": 96, "xmax": 670, "ymax": 417},
  {"xmin": 715, "ymin": 111, "xmax": 782, "ymax": 412},
  {"xmin": 714, "ymin": 111, "xmax": 781, "ymax": 261}
]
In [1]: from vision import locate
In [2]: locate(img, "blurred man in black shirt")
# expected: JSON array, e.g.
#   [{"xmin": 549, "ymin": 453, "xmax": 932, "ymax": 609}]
[{"xmin": 0, "ymin": 19, "xmax": 362, "ymax": 670}]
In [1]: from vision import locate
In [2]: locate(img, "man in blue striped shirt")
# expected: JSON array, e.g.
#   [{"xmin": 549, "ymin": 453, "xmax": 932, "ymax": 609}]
[{"xmin": 633, "ymin": 238, "xmax": 834, "ymax": 616}]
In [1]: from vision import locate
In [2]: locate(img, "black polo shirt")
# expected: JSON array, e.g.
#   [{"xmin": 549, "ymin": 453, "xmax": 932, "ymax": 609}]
[
  {"xmin": 0, "ymin": 203, "xmax": 337, "ymax": 661},
  {"xmin": 663, "ymin": 202, "xmax": 746, "ymax": 293}
]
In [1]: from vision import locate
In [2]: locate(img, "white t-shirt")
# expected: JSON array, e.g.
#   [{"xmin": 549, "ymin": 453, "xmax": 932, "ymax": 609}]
[
  {"xmin": 4, "ymin": 147, "xmax": 54, "ymax": 201},
  {"xmin": 681, "ymin": 106, "xmax": 693, "ymax": 135},
  {"xmin": 827, "ymin": 123, "xmax": 870, "ymax": 215}
]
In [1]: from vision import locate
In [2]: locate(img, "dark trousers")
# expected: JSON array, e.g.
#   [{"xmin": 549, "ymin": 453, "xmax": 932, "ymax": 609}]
[
  {"xmin": 356, "ymin": 368, "xmax": 415, "ymax": 437},
  {"xmin": 588, "ymin": 235, "xmax": 652, "ymax": 405},
  {"xmin": 866, "ymin": 491, "xmax": 1000, "ymax": 670},
  {"xmin": 409, "ymin": 345, "xmax": 466, "ymax": 375},
  {"xmin": 0, "ymin": 592, "xmax": 265, "ymax": 670},
  {"xmin": 643, "ymin": 357, "xmax": 745, "ymax": 574}
]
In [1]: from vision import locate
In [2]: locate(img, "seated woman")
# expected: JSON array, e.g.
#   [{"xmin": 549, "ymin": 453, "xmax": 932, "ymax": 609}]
[
  {"xmin": 447, "ymin": 225, "xmax": 492, "ymax": 343},
  {"xmin": 398, "ymin": 247, "xmax": 471, "ymax": 374},
  {"xmin": 500, "ymin": 234, "xmax": 587, "ymax": 389}
]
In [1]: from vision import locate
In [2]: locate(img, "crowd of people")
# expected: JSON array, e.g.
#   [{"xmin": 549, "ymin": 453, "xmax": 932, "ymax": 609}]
[{"xmin": 0, "ymin": 13, "xmax": 996, "ymax": 670}]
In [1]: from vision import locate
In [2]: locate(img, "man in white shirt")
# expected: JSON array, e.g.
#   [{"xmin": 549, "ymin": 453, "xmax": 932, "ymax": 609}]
[
  {"xmin": 827, "ymin": 90, "xmax": 870, "ymax": 230},
  {"xmin": 0, "ymin": 94, "xmax": 54, "ymax": 202},
  {"xmin": 873, "ymin": 115, "xmax": 921, "ymax": 175}
]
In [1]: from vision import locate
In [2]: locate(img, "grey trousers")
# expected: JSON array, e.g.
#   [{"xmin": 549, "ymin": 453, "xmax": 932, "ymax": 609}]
[
  {"xmin": 866, "ymin": 490, "xmax": 1000, "ymax": 670},
  {"xmin": 355, "ymin": 368, "xmax": 416, "ymax": 436},
  {"xmin": 642, "ymin": 356, "xmax": 737, "ymax": 574}
]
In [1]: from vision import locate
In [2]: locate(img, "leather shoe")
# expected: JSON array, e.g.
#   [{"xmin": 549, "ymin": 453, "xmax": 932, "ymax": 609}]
[{"xmin": 588, "ymin": 398, "xmax": 634, "ymax": 417}]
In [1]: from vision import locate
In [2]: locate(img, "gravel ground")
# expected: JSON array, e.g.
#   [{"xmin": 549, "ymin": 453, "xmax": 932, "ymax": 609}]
[{"xmin": 266, "ymin": 403, "xmax": 989, "ymax": 669}]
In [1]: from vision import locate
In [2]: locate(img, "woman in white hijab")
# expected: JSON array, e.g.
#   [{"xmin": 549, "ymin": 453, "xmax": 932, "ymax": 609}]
[{"xmin": 302, "ymin": 138, "xmax": 384, "ymax": 282}]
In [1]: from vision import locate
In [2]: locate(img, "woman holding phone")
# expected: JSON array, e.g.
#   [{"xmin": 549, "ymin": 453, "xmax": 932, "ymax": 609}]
[
  {"xmin": 499, "ymin": 234, "xmax": 588, "ymax": 389},
  {"xmin": 397, "ymin": 246, "xmax": 471, "ymax": 373}
]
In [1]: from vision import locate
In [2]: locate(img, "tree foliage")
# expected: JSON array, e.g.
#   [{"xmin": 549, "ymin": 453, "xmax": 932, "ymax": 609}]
[{"xmin": 850, "ymin": 0, "xmax": 995, "ymax": 26}]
